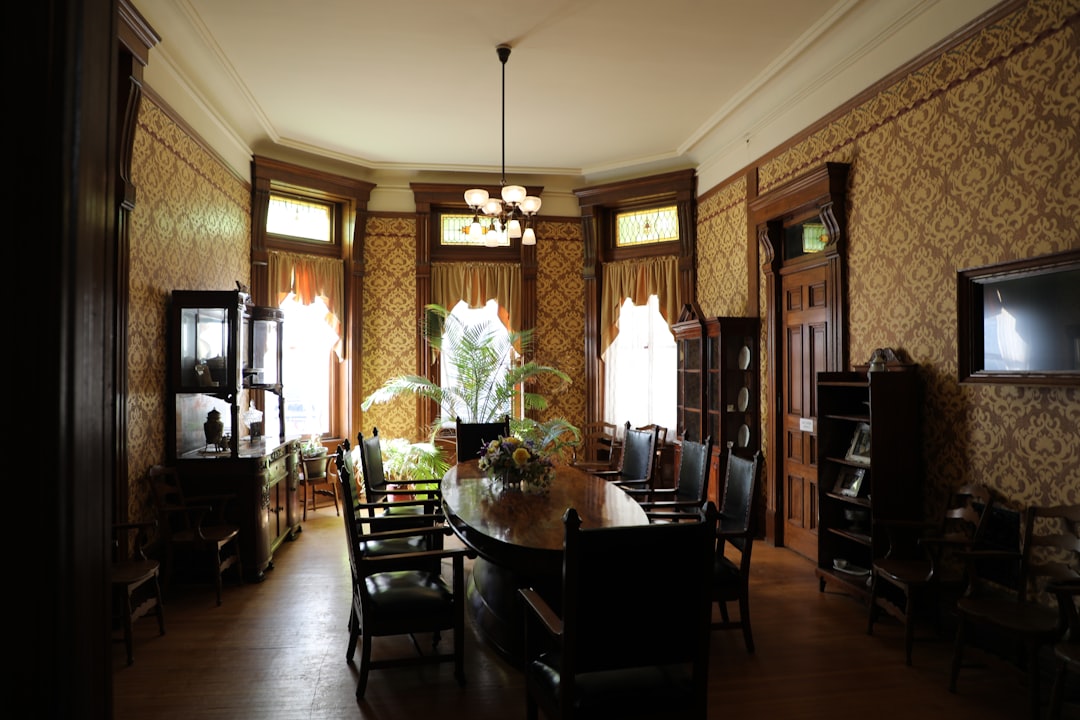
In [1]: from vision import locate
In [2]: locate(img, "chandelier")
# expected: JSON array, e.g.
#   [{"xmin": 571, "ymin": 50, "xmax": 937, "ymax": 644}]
[{"xmin": 464, "ymin": 45, "xmax": 542, "ymax": 247}]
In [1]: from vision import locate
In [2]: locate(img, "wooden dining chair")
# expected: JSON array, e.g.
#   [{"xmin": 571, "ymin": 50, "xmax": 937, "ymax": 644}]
[
  {"xmin": 624, "ymin": 436, "xmax": 712, "ymax": 522},
  {"xmin": 569, "ymin": 421, "xmax": 619, "ymax": 471},
  {"xmin": 711, "ymin": 445, "xmax": 763, "ymax": 653},
  {"xmin": 586, "ymin": 422, "xmax": 658, "ymax": 490},
  {"xmin": 148, "ymin": 464, "xmax": 243, "ymax": 606},
  {"xmin": 298, "ymin": 450, "xmax": 339, "ymax": 520},
  {"xmin": 334, "ymin": 443, "xmax": 473, "ymax": 698},
  {"xmin": 111, "ymin": 520, "xmax": 165, "ymax": 664},
  {"xmin": 949, "ymin": 503, "xmax": 1080, "ymax": 720},
  {"xmin": 1047, "ymin": 580, "xmax": 1080, "ymax": 720},
  {"xmin": 455, "ymin": 415, "xmax": 511, "ymax": 462},
  {"xmin": 518, "ymin": 502, "xmax": 717, "ymax": 719},
  {"xmin": 867, "ymin": 482, "xmax": 994, "ymax": 665}
]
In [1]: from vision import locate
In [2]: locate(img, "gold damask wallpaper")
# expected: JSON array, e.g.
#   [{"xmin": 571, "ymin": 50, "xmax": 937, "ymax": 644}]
[
  {"xmin": 359, "ymin": 215, "xmax": 587, "ymax": 442},
  {"xmin": 127, "ymin": 98, "xmax": 252, "ymax": 520},
  {"xmin": 696, "ymin": 0, "xmax": 1079, "ymax": 513}
]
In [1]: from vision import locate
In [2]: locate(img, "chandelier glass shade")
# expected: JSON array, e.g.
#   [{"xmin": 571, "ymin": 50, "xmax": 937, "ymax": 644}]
[{"xmin": 464, "ymin": 45, "xmax": 542, "ymax": 246}]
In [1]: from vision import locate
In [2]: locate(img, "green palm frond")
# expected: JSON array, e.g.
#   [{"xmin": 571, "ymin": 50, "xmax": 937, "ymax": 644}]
[{"xmin": 361, "ymin": 303, "xmax": 579, "ymax": 444}]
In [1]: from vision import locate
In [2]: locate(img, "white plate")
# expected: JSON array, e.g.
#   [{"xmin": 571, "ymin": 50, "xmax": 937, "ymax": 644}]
[
  {"xmin": 833, "ymin": 559, "xmax": 870, "ymax": 576},
  {"xmin": 737, "ymin": 424, "xmax": 750, "ymax": 447},
  {"xmin": 737, "ymin": 387, "xmax": 749, "ymax": 412},
  {"xmin": 737, "ymin": 345, "xmax": 751, "ymax": 370}
]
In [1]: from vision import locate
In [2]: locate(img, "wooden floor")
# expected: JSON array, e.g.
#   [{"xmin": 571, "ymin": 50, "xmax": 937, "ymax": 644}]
[{"xmin": 112, "ymin": 505, "xmax": 1070, "ymax": 719}]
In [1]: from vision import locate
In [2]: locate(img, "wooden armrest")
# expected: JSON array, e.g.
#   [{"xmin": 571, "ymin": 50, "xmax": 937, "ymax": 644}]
[
  {"xmin": 623, "ymin": 487, "xmax": 675, "ymax": 498},
  {"xmin": 358, "ymin": 511, "xmax": 447, "ymax": 535},
  {"xmin": 362, "ymin": 545, "xmax": 475, "ymax": 568},
  {"xmin": 354, "ymin": 498, "xmax": 441, "ymax": 510},
  {"xmin": 519, "ymin": 587, "xmax": 563, "ymax": 637}
]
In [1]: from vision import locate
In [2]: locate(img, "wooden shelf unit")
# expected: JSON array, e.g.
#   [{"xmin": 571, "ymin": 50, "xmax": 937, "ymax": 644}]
[{"xmin": 814, "ymin": 369, "xmax": 921, "ymax": 598}]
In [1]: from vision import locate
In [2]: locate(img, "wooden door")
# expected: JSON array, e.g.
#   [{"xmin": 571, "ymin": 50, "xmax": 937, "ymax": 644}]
[{"xmin": 780, "ymin": 263, "xmax": 831, "ymax": 561}]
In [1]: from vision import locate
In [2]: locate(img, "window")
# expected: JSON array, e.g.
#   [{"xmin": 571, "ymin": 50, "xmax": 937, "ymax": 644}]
[
  {"xmin": 253, "ymin": 157, "xmax": 374, "ymax": 442},
  {"xmin": 615, "ymin": 205, "xmax": 679, "ymax": 247},
  {"xmin": 440, "ymin": 212, "xmax": 511, "ymax": 247},
  {"xmin": 603, "ymin": 295, "xmax": 676, "ymax": 432},
  {"xmin": 279, "ymin": 294, "xmax": 338, "ymax": 437},
  {"xmin": 267, "ymin": 194, "xmax": 333, "ymax": 243},
  {"xmin": 439, "ymin": 299, "xmax": 516, "ymax": 420}
]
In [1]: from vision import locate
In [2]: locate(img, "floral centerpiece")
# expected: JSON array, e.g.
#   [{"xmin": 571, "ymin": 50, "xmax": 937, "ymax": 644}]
[{"xmin": 478, "ymin": 435, "xmax": 555, "ymax": 492}]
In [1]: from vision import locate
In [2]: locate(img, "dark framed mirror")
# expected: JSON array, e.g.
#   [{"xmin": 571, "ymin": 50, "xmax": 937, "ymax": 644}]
[{"xmin": 957, "ymin": 248, "xmax": 1080, "ymax": 386}]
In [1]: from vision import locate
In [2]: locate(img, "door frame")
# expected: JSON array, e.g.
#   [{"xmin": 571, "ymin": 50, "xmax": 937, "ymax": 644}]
[{"xmin": 749, "ymin": 163, "xmax": 850, "ymax": 547}]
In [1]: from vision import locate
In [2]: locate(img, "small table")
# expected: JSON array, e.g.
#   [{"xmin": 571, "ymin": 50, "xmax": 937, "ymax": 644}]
[{"xmin": 440, "ymin": 460, "xmax": 648, "ymax": 664}]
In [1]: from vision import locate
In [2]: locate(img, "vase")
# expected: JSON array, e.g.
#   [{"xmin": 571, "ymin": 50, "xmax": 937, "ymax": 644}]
[{"xmin": 204, "ymin": 409, "xmax": 224, "ymax": 448}]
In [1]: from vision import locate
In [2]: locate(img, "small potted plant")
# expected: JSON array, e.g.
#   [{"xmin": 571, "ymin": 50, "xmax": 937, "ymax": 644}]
[{"xmin": 300, "ymin": 435, "xmax": 326, "ymax": 459}]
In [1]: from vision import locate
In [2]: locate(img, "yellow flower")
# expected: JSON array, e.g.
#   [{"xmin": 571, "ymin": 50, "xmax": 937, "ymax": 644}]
[{"xmin": 512, "ymin": 447, "xmax": 531, "ymax": 466}]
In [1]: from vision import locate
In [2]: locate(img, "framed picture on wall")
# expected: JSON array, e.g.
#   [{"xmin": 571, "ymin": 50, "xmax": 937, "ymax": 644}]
[
  {"xmin": 845, "ymin": 422, "xmax": 871, "ymax": 465},
  {"xmin": 834, "ymin": 466, "xmax": 866, "ymax": 497}
]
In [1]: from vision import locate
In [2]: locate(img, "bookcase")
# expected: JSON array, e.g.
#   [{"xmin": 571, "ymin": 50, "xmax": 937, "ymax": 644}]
[
  {"xmin": 672, "ymin": 303, "xmax": 759, "ymax": 509},
  {"xmin": 814, "ymin": 368, "xmax": 921, "ymax": 598}
]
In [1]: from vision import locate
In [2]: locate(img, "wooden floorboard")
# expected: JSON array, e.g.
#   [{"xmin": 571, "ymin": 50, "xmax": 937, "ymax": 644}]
[{"xmin": 112, "ymin": 505, "xmax": 1069, "ymax": 719}]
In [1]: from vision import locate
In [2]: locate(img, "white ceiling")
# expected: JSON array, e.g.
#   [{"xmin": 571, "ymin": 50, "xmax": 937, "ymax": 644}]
[{"xmin": 132, "ymin": 0, "xmax": 1002, "ymax": 208}]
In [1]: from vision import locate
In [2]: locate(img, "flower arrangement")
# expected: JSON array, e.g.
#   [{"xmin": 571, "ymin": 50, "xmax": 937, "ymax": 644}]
[{"xmin": 478, "ymin": 435, "xmax": 555, "ymax": 490}]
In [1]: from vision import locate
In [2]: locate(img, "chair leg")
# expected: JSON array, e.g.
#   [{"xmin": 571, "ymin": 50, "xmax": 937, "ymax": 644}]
[
  {"xmin": 1049, "ymin": 661, "xmax": 1066, "ymax": 720},
  {"xmin": 345, "ymin": 605, "xmax": 360, "ymax": 661},
  {"xmin": 302, "ymin": 481, "xmax": 308, "ymax": 521},
  {"xmin": 153, "ymin": 576, "xmax": 166, "ymax": 637},
  {"xmin": 1026, "ymin": 640, "xmax": 1042, "ymax": 720},
  {"xmin": 123, "ymin": 592, "xmax": 135, "ymax": 665},
  {"xmin": 356, "ymin": 631, "xmax": 372, "ymax": 698},
  {"xmin": 867, "ymin": 573, "xmax": 878, "ymax": 635},
  {"xmin": 949, "ymin": 615, "xmax": 967, "ymax": 693},
  {"xmin": 739, "ymin": 593, "xmax": 755, "ymax": 654},
  {"xmin": 904, "ymin": 586, "xmax": 915, "ymax": 666}
]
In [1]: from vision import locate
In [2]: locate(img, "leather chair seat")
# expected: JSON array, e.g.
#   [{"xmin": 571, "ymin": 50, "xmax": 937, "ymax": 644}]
[
  {"xmin": 364, "ymin": 570, "xmax": 455, "ymax": 633},
  {"xmin": 528, "ymin": 652, "xmax": 696, "ymax": 716}
]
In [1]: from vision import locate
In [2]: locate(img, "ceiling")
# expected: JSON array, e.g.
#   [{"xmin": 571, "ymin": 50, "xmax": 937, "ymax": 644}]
[{"xmin": 132, "ymin": 0, "xmax": 1002, "ymax": 203}]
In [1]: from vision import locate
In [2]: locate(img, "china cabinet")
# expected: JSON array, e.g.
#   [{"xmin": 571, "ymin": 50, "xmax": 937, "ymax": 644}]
[
  {"xmin": 166, "ymin": 289, "xmax": 300, "ymax": 582},
  {"xmin": 672, "ymin": 303, "xmax": 759, "ymax": 508},
  {"xmin": 814, "ymin": 367, "xmax": 921, "ymax": 598}
]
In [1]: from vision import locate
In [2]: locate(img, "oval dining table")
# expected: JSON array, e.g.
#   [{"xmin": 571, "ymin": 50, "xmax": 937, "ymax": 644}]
[{"xmin": 440, "ymin": 459, "xmax": 649, "ymax": 665}]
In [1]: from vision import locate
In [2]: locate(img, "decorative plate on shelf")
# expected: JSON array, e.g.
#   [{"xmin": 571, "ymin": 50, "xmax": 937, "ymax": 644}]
[
  {"xmin": 833, "ymin": 559, "xmax": 870, "ymax": 576},
  {"xmin": 737, "ymin": 424, "xmax": 750, "ymax": 447},
  {"xmin": 737, "ymin": 345, "xmax": 751, "ymax": 370},
  {"xmin": 737, "ymin": 387, "xmax": 749, "ymax": 412}
]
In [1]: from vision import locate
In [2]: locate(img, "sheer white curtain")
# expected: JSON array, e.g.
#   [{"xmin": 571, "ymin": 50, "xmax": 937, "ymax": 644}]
[{"xmin": 602, "ymin": 295, "xmax": 676, "ymax": 435}]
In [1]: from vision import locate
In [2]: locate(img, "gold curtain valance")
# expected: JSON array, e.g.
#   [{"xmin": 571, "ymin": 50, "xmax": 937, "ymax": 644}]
[
  {"xmin": 600, "ymin": 255, "xmax": 680, "ymax": 355},
  {"xmin": 431, "ymin": 261, "xmax": 521, "ymax": 334},
  {"xmin": 268, "ymin": 250, "xmax": 345, "ymax": 359}
]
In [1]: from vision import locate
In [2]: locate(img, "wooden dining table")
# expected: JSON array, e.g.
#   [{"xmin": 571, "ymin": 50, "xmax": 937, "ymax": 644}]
[{"xmin": 440, "ymin": 460, "xmax": 649, "ymax": 664}]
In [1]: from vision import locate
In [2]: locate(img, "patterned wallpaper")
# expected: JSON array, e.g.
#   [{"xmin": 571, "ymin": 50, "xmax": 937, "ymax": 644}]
[
  {"xmin": 359, "ymin": 215, "xmax": 419, "ymax": 440},
  {"xmin": 696, "ymin": 0, "xmax": 1080, "ymax": 513},
  {"xmin": 127, "ymin": 99, "xmax": 251, "ymax": 521},
  {"xmin": 358, "ymin": 215, "xmax": 588, "ymax": 442},
  {"xmin": 532, "ymin": 218, "xmax": 587, "ymax": 430}
]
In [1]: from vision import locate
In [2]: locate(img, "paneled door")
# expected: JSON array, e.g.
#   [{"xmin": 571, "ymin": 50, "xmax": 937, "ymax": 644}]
[{"xmin": 780, "ymin": 263, "xmax": 831, "ymax": 562}]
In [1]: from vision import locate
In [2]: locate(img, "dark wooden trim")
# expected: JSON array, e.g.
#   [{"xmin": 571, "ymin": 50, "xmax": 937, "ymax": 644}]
[
  {"xmin": 113, "ymin": 1, "xmax": 158, "ymax": 531},
  {"xmin": 574, "ymin": 169, "xmax": 698, "ymax": 429},
  {"xmin": 251, "ymin": 156, "xmax": 375, "ymax": 440},
  {"xmin": 755, "ymin": 163, "xmax": 849, "ymax": 548}
]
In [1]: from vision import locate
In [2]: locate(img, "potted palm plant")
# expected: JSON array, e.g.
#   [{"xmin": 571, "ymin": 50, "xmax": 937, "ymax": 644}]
[{"xmin": 361, "ymin": 303, "xmax": 580, "ymax": 459}]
